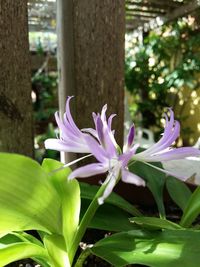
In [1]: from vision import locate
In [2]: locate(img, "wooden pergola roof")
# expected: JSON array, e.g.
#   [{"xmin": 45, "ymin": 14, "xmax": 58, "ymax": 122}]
[
  {"xmin": 28, "ymin": 0, "xmax": 200, "ymax": 33},
  {"xmin": 126, "ymin": 0, "xmax": 200, "ymax": 32}
]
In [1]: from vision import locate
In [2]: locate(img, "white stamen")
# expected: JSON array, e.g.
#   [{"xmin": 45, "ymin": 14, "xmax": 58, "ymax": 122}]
[
  {"xmin": 143, "ymin": 161, "xmax": 188, "ymax": 181},
  {"xmin": 49, "ymin": 154, "xmax": 92, "ymax": 174}
]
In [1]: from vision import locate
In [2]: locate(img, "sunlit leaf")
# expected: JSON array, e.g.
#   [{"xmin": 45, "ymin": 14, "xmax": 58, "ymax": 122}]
[
  {"xmin": 44, "ymin": 234, "xmax": 70, "ymax": 267},
  {"xmin": 0, "ymin": 153, "xmax": 61, "ymax": 234},
  {"xmin": 130, "ymin": 216, "xmax": 182, "ymax": 230},
  {"xmin": 91, "ymin": 229, "xmax": 200, "ymax": 267},
  {"xmin": 42, "ymin": 159, "xmax": 80, "ymax": 250},
  {"xmin": 0, "ymin": 242, "xmax": 48, "ymax": 266},
  {"xmin": 180, "ymin": 186, "xmax": 200, "ymax": 227}
]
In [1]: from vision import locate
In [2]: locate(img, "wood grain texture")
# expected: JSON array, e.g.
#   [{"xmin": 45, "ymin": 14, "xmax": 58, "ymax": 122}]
[
  {"xmin": 0, "ymin": 0, "xmax": 33, "ymax": 156},
  {"xmin": 73, "ymin": 0, "xmax": 125, "ymax": 146}
]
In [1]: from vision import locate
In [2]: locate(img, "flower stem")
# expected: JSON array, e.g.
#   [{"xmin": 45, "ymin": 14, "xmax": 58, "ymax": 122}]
[
  {"xmin": 74, "ymin": 247, "xmax": 92, "ymax": 267},
  {"xmin": 69, "ymin": 183, "xmax": 107, "ymax": 264}
]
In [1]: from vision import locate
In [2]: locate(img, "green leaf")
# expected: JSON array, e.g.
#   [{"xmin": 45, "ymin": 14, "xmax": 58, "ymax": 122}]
[
  {"xmin": 166, "ymin": 176, "xmax": 192, "ymax": 211},
  {"xmin": 130, "ymin": 217, "xmax": 182, "ymax": 230},
  {"xmin": 42, "ymin": 159, "xmax": 80, "ymax": 250},
  {"xmin": 81, "ymin": 199, "xmax": 137, "ymax": 232},
  {"xmin": 0, "ymin": 153, "xmax": 61, "ymax": 234},
  {"xmin": 0, "ymin": 242, "xmax": 48, "ymax": 266},
  {"xmin": 129, "ymin": 161, "xmax": 166, "ymax": 217},
  {"xmin": 180, "ymin": 186, "xmax": 200, "ymax": 227},
  {"xmin": 0, "ymin": 233, "xmax": 49, "ymax": 267},
  {"xmin": 91, "ymin": 229, "xmax": 200, "ymax": 267},
  {"xmin": 80, "ymin": 182, "xmax": 142, "ymax": 216},
  {"xmin": 44, "ymin": 234, "xmax": 70, "ymax": 267}
]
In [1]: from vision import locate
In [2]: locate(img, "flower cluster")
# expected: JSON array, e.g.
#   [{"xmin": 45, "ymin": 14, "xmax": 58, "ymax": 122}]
[{"xmin": 45, "ymin": 97, "xmax": 200, "ymax": 204}]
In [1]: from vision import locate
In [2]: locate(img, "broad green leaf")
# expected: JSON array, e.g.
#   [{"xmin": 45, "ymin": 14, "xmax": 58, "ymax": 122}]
[
  {"xmin": 130, "ymin": 217, "xmax": 182, "ymax": 230},
  {"xmin": 42, "ymin": 159, "xmax": 80, "ymax": 250},
  {"xmin": 91, "ymin": 229, "xmax": 200, "ymax": 267},
  {"xmin": 0, "ymin": 233, "xmax": 49, "ymax": 267},
  {"xmin": 81, "ymin": 199, "xmax": 137, "ymax": 232},
  {"xmin": 166, "ymin": 176, "xmax": 192, "ymax": 211},
  {"xmin": 129, "ymin": 161, "xmax": 166, "ymax": 217},
  {"xmin": 0, "ymin": 242, "xmax": 48, "ymax": 266},
  {"xmin": 0, "ymin": 153, "xmax": 61, "ymax": 234},
  {"xmin": 44, "ymin": 234, "xmax": 70, "ymax": 267},
  {"xmin": 11, "ymin": 232, "xmax": 44, "ymax": 247},
  {"xmin": 180, "ymin": 186, "xmax": 200, "ymax": 227},
  {"xmin": 80, "ymin": 182, "xmax": 142, "ymax": 216}
]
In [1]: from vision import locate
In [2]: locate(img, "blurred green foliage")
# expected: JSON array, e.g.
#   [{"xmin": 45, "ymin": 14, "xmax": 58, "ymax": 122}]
[
  {"xmin": 32, "ymin": 73, "xmax": 58, "ymax": 122},
  {"xmin": 32, "ymin": 72, "xmax": 59, "ymax": 162},
  {"xmin": 125, "ymin": 18, "xmax": 200, "ymax": 139}
]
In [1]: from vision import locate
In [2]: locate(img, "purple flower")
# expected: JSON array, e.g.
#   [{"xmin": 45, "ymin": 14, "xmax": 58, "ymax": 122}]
[
  {"xmin": 68, "ymin": 107, "xmax": 200, "ymax": 204},
  {"xmin": 45, "ymin": 97, "xmax": 200, "ymax": 204},
  {"xmin": 45, "ymin": 96, "xmax": 91, "ymax": 153},
  {"xmin": 68, "ymin": 105, "xmax": 145, "ymax": 204},
  {"xmin": 131, "ymin": 109, "xmax": 200, "ymax": 163}
]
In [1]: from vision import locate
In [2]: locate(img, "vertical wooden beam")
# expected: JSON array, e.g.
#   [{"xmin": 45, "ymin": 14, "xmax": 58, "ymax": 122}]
[
  {"xmin": 57, "ymin": 0, "xmax": 125, "ymax": 164},
  {"xmin": 57, "ymin": 0, "xmax": 75, "ymax": 163},
  {"xmin": 0, "ymin": 0, "xmax": 33, "ymax": 157},
  {"xmin": 73, "ymin": 0, "xmax": 125, "ymax": 147}
]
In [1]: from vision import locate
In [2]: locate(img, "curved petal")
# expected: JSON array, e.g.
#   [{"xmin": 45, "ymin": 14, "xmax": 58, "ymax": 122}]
[
  {"xmin": 68, "ymin": 163, "xmax": 108, "ymax": 180},
  {"xmin": 135, "ymin": 110, "xmax": 179, "ymax": 158},
  {"xmin": 65, "ymin": 96, "xmax": 82, "ymax": 135},
  {"xmin": 100, "ymin": 104, "xmax": 108, "ymax": 123},
  {"xmin": 44, "ymin": 139, "xmax": 90, "ymax": 153},
  {"xmin": 150, "ymin": 147, "xmax": 200, "ymax": 162},
  {"xmin": 55, "ymin": 112, "xmax": 81, "ymax": 142},
  {"xmin": 84, "ymin": 135, "xmax": 108, "ymax": 163},
  {"xmin": 123, "ymin": 124, "xmax": 135, "ymax": 152},
  {"xmin": 96, "ymin": 116, "xmax": 117, "ymax": 158},
  {"xmin": 108, "ymin": 114, "xmax": 116, "ymax": 130},
  {"xmin": 119, "ymin": 144, "xmax": 139, "ymax": 167},
  {"xmin": 98, "ymin": 175, "xmax": 116, "ymax": 205},
  {"xmin": 127, "ymin": 125, "xmax": 135, "ymax": 147},
  {"xmin": 122, "ymin": 169, "xmax": 145, "ymax": 186}
]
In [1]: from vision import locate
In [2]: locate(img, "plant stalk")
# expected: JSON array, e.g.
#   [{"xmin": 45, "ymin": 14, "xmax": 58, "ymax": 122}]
[{"xmin": 69, "ymin": 182, "xmax": 107, "ymax": 264}]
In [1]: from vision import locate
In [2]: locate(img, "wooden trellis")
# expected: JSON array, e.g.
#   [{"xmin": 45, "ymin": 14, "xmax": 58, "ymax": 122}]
[{"xmin": 28, "ymin": 0, "xmax": 200, "ymax": 34}]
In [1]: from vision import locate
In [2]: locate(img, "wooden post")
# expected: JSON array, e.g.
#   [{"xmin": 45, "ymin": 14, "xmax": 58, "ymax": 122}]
[
  {"xmin": 73, "ymin": 1, "xmax": 125, "ymax": 146},
  {"xmin": 57, "ymin": 0, "xmax": 125, "ymax": 162},
  {"xmin": 0, "ymin": 0, "xmax": 33, "ymax": 157},
  {"xmin": 57, "ymin": 0, "xmax": 76, "ymax": 163}
]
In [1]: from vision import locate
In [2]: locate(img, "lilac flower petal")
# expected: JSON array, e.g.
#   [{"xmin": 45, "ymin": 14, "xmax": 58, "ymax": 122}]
[
  {"xmin": 150, "ymin": 147, "xmax": 200, "ymax": 162},
  {"xmin": 65, "ymin": 96, "xmax": 82, "ymax": 135},
  {"xmin": 120, "ymin": 144, "xmax": 139, "ymax": 167},
  {"xmin": 44, "ymin": 138, "xmax": 90, "ymax": 153},
  {"xmin": 100, "ymin": 104, "xmax": 108, "ymax": 123},
  {"xmin": 55, "ymin": 112, "xmax": 81, "ymax": 142},
  {"xmin": 84, "ymin": 135, "xmax": 108, "ymax": 163},
  {"xmin": 147, "ymin": 120, "xmax": 180, "ymax": 155},
  {"xmin": 98, "ymin": 175, "xmax": 116, "ymax": 205},
  {"xmin": 121, "ymin": 169, "xmax": 145, "ymax": 186},
  {"xmin": 133, "ymin": 110, "xmax": 180, "ymax": 159},
  {"xmin": 96, "ymin": 116, "xmax": 117, "ymax": 158},
  {"xmin": 98, "ymin": 161, "xmax": 122, "ymax": 204},
  {"xmin": 68, "ymin": 163, "xmax": 108, "ymax": 180},
  {"xmin": 127, "ymin": 124, "xmax": 135, "ymax": 147},
  {"xmin": 108, "ymin": 114, "xmax": 116, "ymax": 130},
  {"xmin": 96, "ymin": 115, "xmax": 105, "ymax": 146}
]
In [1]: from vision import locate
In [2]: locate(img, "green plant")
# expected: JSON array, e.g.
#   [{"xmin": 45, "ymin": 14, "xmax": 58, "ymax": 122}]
[{"xmin": 125, "ymin": 17, "xmax": 200, "ymax": 139}]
